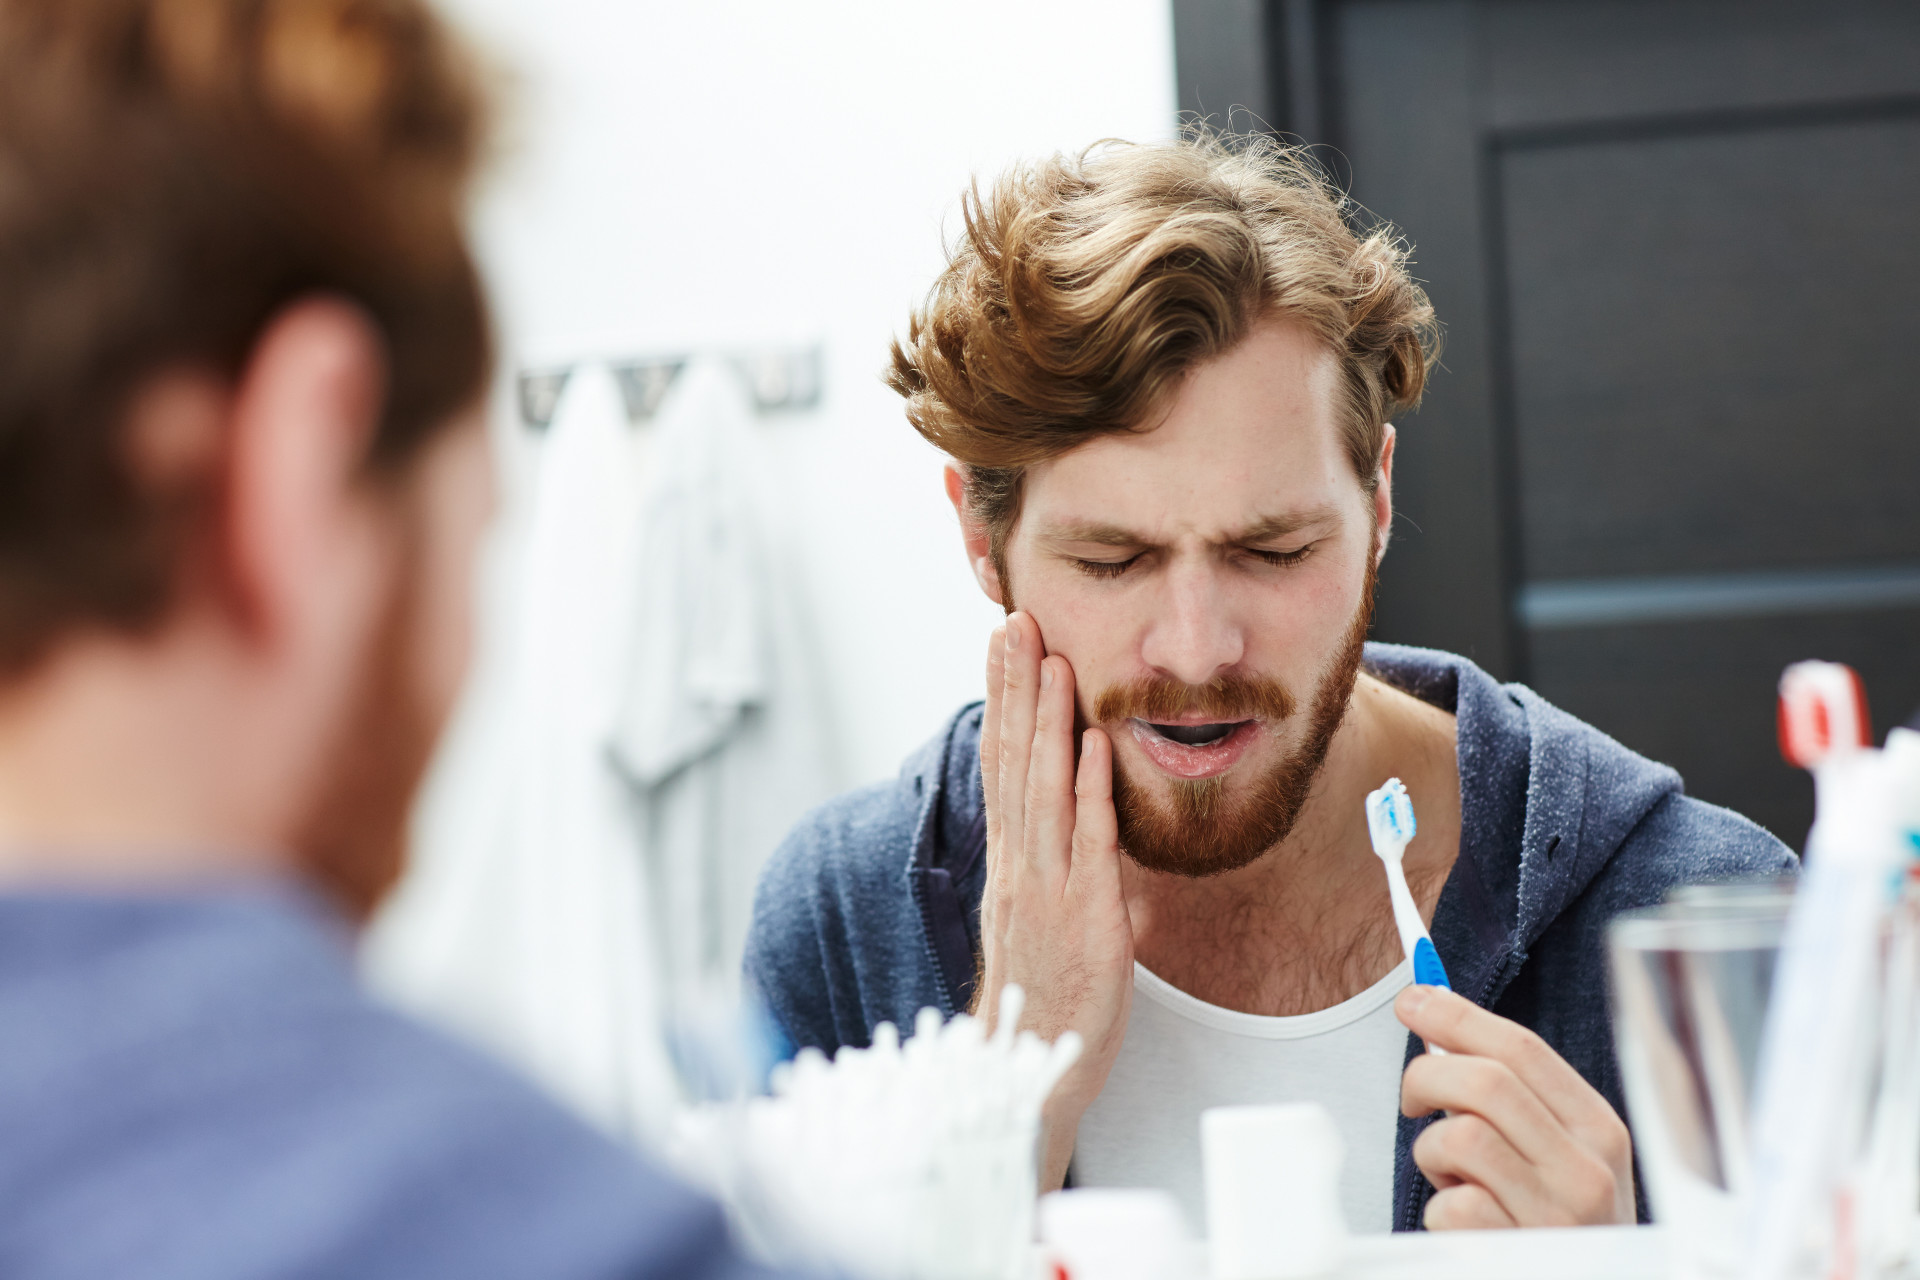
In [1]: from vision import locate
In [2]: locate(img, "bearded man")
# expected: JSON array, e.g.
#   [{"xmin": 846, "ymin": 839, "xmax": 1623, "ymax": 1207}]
[
  {"xmin": 744, "ymin": 136, "xmax": 1794, "ymax": 1234},
  {"xmin": 0, "ymin": 1, "xmax": 781, "ymax": 1275}
]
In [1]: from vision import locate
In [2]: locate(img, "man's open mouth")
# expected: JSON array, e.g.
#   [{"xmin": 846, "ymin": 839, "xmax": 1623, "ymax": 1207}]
[
  {"xmin": 1127, "ymin": 717, "xmax": 1262, "ymax": 780},
  {"xmin": 1143, "ymin": 721, "xmax": 1246, "ymax": 747}
]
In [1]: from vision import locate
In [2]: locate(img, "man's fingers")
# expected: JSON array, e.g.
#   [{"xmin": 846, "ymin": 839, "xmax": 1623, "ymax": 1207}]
[
  {"xmin": 1412, "ymin": 1113, "xmax": 1555, "ymax": 1226},
  {"xmin": 1423, "ymin": 1182, "xmax": 1518, "ymax": 1232},
  {"xmin": 1071, "ymin": 727, "xmax": 1121, "ymax": 879},
  {"xmin": 981, "ymin": 626, "xmax": 1005, "ymax": 841},
  {"xmin": 996, "ymin": 612, "xmax": 1043, "ymax": 854},
  {"xmin": 1401, "ymin": 1014, "xmax": 1634, "ymax": 1227},
  {"xmin": 1024, "ymin": 655, "xmax": 1079, "ymax": 878},
  {"xmin": 1400, "ymin": 1049, "xmax": 1571, "ymax": 1173},
  {"xmin": 1415, "ymin": 1110, "xmax": 1621, "ymax": 1227},
  {"xmin": 1396, "ymin": 985, "xmax": 1612, "ymax": 1134}
]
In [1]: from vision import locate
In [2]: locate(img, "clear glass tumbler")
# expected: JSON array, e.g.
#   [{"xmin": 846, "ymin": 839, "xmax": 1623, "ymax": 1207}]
[{"xmin": 1608, "ymin": 883, "xmax": 1791, "ymax": 1279}]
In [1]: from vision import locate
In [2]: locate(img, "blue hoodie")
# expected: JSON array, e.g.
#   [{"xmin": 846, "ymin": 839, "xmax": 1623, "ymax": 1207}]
[{"xmin": 744, "ymin": 643, "xmax": 1795, "ymax": 1231}]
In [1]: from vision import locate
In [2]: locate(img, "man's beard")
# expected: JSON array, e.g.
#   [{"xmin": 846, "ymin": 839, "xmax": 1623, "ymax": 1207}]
[
  {"xmin": 1098, "ymin": 558, "xmax": 1376, "ymax": 879},
  {"xmin": 289, "ymin": 542, "xmax": 439, "ymax": 921}
]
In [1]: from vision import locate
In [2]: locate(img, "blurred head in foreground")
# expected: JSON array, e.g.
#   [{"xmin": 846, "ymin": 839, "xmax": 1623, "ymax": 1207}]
[
  {"xmin": 0, "ymin": 0, "xmax": 491, "ymax": 914},
  {"xmin": 0, "ymin": 13, "xmax": 806, "ymax": 1272}
]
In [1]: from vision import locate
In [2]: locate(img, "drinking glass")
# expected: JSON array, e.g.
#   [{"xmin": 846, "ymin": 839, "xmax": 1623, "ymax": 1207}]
[{"xmin": 1608, "ymin": 884, "xmax": 1790, "ymax": 1279}]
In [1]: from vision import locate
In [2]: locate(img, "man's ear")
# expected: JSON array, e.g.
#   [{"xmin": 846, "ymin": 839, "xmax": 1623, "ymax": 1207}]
[
  {"xmin": 220, "ymin": 297, "xmax": 388, "ymax": 641},
  {"xmin": 943, "ymin": 462, "xmax": 1005, "ymax": 607},
  {"xmin": 1372, "ymin": 424, "xmax": 1397, "ymax": 567}
]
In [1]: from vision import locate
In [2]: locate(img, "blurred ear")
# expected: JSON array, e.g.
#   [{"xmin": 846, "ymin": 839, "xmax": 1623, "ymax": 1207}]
[
  {"xmin": 944, "ymin": 462, "xmax": 1005, "ymax": 606},
  {"xmin": 220, "ymin": 297, "xmax": 387, "ymax": 641},
  {"xmin": 1372, "ymin": 424, "xmax": 1397, "ymax": 566}
]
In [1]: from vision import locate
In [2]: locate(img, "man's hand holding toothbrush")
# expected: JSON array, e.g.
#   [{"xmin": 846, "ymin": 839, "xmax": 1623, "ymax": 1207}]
[
  {"xmin": 1368, "ymin": 778, "xmax": 1634, "ymax": 1227},
  {"xmin": 1395, "ymin": 985, "xmax": 1636, "ymax": 1229}
]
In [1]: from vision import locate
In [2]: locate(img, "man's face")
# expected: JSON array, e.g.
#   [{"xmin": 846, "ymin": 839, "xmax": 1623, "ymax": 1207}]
[
  {"xmin": 292, "ymin": 414, "xmax": 494, "ymax": 916},
  {"xmin": 1000, "ymin": 318, "xmax": 1386, "ymax": 877}
]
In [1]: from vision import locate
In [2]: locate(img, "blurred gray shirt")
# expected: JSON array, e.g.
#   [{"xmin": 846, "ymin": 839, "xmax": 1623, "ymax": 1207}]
[{"xmin": 0, "ymin": 883, "xmax": 775, "ymax": 1280}]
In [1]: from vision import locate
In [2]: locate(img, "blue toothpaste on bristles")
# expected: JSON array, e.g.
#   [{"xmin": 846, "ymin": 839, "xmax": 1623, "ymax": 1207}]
[{"xmin": 1365, "ymin": 778, "xmax": 1452, "ymax": 993}]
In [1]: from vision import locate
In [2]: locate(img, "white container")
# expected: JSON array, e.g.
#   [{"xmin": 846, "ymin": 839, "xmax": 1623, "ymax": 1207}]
[
  {"xmin": 1201, "ymin": 1103, "xmax": 1348, "ymax": 1280},
  {"xmin": 1038, "ymin": 1188, "xmax": 1188, "ymax": 1280}
]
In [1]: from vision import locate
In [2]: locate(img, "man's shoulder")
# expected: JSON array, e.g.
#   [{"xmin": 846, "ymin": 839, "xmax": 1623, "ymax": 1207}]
[
  {"xmin": 0, "ymin": 892, "xmax": 758, "ymax": 1280},
  {"xmin": 1606, "ymin": 789, "xmax": 1798, "ymax": 896},
  {"xmin": 750, "ymin": 702, "xmax": 980, "ymax": 917},
  {"xmin": 207, "ymin": 994, "xmax": 732, "ymax": 1277},
  {"xmin": 1501, "ymin": 676, "xmax": 1798, "ymax": 892},
  {"xmin": 1364, "ymin": 642, "xmax": 1796, "ymax": 938},
  {"xmin": 1497, "ymin": 670, "xmax": 1796, "ymax": 937},
  {"xmin": 755, "ymin": 774, "xmax": 923, "ymax": 900},
  {"xmin": 745, "ymin": 765, "xmax": 929, "ymax": 983},
  {"xmin": 745, "ymin": 704, "xmax": 983, "ymax": 1054}
]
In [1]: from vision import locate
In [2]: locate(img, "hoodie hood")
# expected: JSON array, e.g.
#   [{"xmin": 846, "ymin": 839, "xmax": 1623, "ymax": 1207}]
[{"xmin": 1358, "ymin": 644, "xmax": 1681, "ymax": 1009}]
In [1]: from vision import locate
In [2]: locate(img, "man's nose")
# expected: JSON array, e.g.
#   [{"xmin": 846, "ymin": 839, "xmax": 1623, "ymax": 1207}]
[{"xmin": 1139, "ymin": 561, "xmax": 1245, "ymax": 687}]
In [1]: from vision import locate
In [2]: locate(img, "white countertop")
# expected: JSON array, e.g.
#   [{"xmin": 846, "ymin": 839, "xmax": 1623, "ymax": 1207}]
[
  {"xmin": 1135, "ymin": 1226, "xmax": 1669, "ymax": 1280},
  {"xmin": 1339, "ymin": 1225, "xmax": 1667, "ymax": 1280}
]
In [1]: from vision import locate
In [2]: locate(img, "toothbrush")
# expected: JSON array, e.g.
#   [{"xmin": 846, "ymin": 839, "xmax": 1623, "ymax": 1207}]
[
  {"xmin": 1863, "ymin": 729, "xmax": 1920, "ymax": 1272},
  {"xmin": 1745, "ymin": 661, "xmax": 1898, "ymax": 1280},
  {"xmin": 1365, "ymin": 777, "xmax": 1451, "ymax": 992}
]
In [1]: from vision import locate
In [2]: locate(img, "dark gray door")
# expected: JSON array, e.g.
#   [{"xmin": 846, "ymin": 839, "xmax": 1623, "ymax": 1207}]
[{"xmin": 1175, "ymin": 0, "xmax": 1920, "ymax": 845}]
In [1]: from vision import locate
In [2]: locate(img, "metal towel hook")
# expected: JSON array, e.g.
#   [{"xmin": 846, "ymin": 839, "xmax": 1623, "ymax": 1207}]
[{"xmin": 516, "ymin": 346, "xmax": 823, "ymax": 430}]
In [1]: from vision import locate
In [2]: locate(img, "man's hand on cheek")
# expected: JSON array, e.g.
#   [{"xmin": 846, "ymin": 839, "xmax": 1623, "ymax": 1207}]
[
  {"xmin": 1395, "ymin": 985, "xmax": 1635, "ymax": 1230},
  {"xmin": 977, "ymin": 612, "xmax": 1134, "ymax": 1192}
]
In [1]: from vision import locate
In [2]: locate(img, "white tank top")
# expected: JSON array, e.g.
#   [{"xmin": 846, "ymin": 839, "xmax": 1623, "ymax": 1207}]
[{"xmin": 1072, "ymin": 957, "xmax": 1413, "ymax": 1235}]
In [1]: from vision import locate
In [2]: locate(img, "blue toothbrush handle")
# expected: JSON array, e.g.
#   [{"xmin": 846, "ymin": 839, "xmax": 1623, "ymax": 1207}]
[{"xmin": 1412, "ymin": 936, "xmax": 1451, "ymax": 990}]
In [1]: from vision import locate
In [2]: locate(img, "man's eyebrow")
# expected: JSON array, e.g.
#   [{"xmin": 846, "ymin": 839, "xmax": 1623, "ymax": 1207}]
[
  {"xmin": 1232, "ymin": 506, "xmax": 1345, "ymax": 543},
  {"xmin": 1040, "ymin": 521, "xmax": 1148, "ymax": 548},
  {"xmin": 1039, "ymin": 506, "xmax": 1345, "ymax": 549}
]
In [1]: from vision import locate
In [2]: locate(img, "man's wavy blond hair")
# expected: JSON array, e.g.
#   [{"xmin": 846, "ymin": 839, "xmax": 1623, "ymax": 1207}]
[{"xmin": 887, "ymin": 131, "xmax": 1439, "ymax": 592}]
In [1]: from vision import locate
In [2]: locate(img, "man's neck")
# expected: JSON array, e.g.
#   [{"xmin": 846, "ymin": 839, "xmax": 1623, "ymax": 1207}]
[
  {"xmin": 1120, "ymin": 671, "xmax": 1461, "ymax": 1017},
  {"xmin": 0, "ymin": 630, "xmax": 298, "ymax": 884}
]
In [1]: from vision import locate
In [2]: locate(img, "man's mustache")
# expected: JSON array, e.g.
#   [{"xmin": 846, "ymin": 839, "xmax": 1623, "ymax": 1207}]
[{"xmin": 1091, "ymin": 672, "xmax": 1296, "ymax": 725}]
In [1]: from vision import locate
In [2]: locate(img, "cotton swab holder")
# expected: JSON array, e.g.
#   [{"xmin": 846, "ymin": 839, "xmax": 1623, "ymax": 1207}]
[{"xmin": 667, "ymin": 984, "xmax": 1082, "ymax": 1280}]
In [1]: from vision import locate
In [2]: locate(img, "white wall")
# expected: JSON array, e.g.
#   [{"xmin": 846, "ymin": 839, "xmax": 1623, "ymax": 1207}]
[{"xmin": 440, "ymin": 0, "xmax": 1177, "ymax": 785}]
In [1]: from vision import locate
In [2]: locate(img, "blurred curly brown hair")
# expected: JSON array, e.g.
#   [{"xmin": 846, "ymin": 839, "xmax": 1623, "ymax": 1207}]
[
  {"xmin": 887, "ymin": 131, "xmax": 1438, "ymax": 594},
  {"xmin": 0, "ymin": 0, "xmax": 490, "ymax": 674}
]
